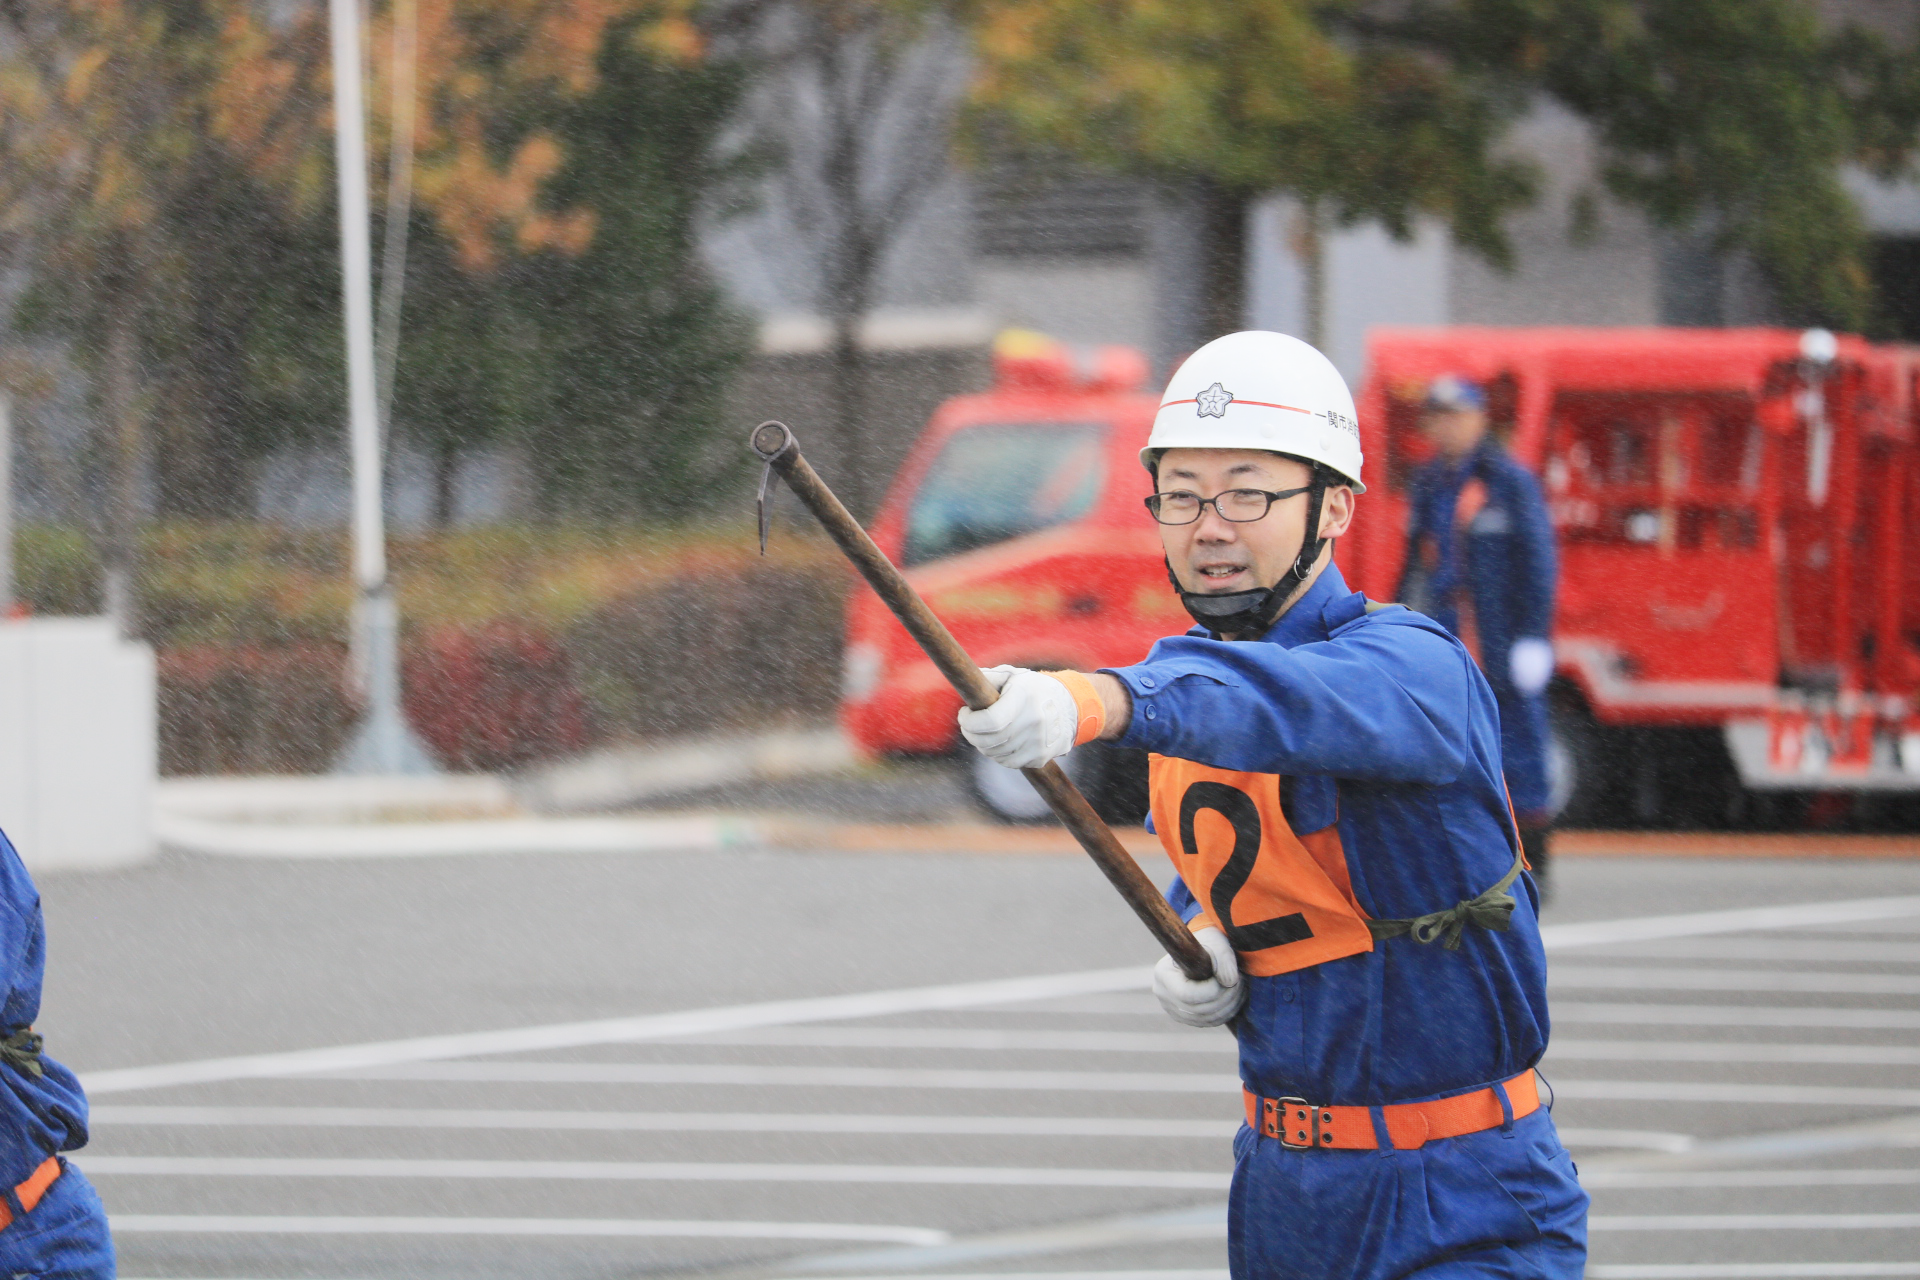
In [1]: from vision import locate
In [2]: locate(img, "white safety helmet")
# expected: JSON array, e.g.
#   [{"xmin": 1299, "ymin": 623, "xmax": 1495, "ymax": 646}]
[{"xmin": 1142, "ymin": 331, "xmax": 1365, "ymax": 493}]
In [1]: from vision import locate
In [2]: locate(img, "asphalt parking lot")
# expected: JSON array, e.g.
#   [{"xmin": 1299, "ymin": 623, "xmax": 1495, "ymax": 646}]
[{"xmin": 32, "ymin": 833, "xmax": 1920, "ymax": 1280}]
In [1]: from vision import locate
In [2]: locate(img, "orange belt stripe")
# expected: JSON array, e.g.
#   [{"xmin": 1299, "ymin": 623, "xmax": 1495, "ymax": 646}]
[
  {"xmin": 0, "ymin": 1157, "xmax": 61, "ymax": 1230},
  {"xmin": 1244, "ymin": 1070, "xmax": 1539, "ymax": 1150}
]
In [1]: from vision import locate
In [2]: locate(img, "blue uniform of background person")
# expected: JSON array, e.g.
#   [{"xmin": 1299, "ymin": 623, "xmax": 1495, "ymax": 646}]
[
  {"xmin": 1398, "ymin": 423, "xmax": 1559, "ymax": 828},
  {"xmin": 1103, "ymin": 563, "xmax": 1587, "ymax": 1280},
  {"xmin": 0, "ymin": 831, "xmax": 114, "ymax": 1278}
]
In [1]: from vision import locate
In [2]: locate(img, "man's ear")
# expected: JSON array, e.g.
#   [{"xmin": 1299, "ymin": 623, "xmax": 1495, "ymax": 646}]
[{"xmin": 1317, "ymin": 486, "xmax": 1356, "ymax": 540}]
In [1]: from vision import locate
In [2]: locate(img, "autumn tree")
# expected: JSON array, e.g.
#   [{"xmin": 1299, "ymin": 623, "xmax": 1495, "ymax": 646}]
[
  {"xmin": 0, "ymin": 0, "xmax": 751, "ymax": 540},
  {"xmin": 0, "ymin": 0, "xmax": 329, "ymax": 618}
]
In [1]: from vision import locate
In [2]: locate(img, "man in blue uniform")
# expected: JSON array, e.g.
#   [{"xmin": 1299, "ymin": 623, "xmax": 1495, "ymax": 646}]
[
  {"xmin": 1398, "ymin": 375, "xmax": 1560, "ymax": 885},
  {"xmin": 958, "ymin": 332, "xmax": 1586, "ymax": 1280},
  {"xmin": 0, "ymin": 830, "xmax": 114, "ymax": 1278}
]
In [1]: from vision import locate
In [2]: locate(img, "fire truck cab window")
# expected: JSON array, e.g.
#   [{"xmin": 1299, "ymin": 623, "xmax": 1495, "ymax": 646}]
[
  {"xmin": 903, "ymin": 424, "xmax": 1108, "ymax": 567},
  {"xmin": 1546, "ymin": 392, "xmax": 1762, "ymax": 552}
]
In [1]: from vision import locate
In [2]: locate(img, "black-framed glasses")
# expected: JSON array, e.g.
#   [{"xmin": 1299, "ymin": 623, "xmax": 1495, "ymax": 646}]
[{"xmin": 1144, "ymin": 486, "xmax": 1311, "ymax": 526}]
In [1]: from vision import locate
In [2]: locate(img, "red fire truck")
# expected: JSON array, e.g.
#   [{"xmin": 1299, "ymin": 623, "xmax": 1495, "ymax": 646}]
[{"xmin": 841, "ymin": 328, "xmax": 1920, "ymax": 827}]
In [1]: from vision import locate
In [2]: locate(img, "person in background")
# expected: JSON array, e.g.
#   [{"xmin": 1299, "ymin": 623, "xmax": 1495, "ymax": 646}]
[{"xmin": 1399, "ymin": 374, "xmax": 1561, "ymax": 889}]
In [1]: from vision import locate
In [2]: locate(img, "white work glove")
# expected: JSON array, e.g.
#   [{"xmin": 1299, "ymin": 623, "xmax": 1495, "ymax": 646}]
[
  {"xmin": 957, "ymin": 665, "xmax": 1078, "ymax": 770},
  {"xmin": 1508, "ymin": 637, "xmax": 1555, "ymax": 697},
  {"xmin": 1153, "ymin": 927, "xmax": 1245, "ymax": 1028}
]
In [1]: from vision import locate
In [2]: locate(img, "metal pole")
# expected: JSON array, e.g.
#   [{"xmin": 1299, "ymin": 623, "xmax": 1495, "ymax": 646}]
[{"xmin": 330, "ymin": 0, "xmax": 435, "ymax": 775}]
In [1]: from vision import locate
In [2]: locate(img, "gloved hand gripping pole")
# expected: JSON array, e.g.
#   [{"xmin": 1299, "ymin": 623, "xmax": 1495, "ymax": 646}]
[{"xmin": 751, "ymin": 421, "xmax": 1214, "ymax": 982}]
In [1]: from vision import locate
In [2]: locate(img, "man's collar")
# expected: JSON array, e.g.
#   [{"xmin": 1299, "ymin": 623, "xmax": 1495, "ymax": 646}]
[{"xmin": 1263, "ymin": 561, "xmax": 1350, "ymax": 647}]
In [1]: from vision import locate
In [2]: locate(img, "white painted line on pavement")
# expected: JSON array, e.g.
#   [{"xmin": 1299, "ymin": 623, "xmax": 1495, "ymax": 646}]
[
  {"xmin": 1590, "ymin": 1267, "xmax": 1920, "ymax": 1279},
  {"xmin": 1538, "ymin": 896, "xmax": 1920, "ymax": 949},
  {"xmin": 691, "ymin": 1028, "xmax": 1237, "ymax": 1054},
  {"xmin": 1553, "ymin": 1079, "xmax": 1920, "ymax": 1107},
  {"xmin": 329, "ymin": 1062, "xmax": 1238, "ymax": 1092},
  {"xmin": 1553, "ymin": 1002, "xmax": 1920, "ymax": 1030},
  {"xmin": 1584, "ymin": 1168, "xmax": 1920, "ymax": 1188},
  {"xmin": 79, "ymin": 894, "xmax": 1920, "ymax": 1096},
  {"xmin": 795, "ymin": 1274, "xmax": 1230, "ymax": 1280},
  {"xmin": 1550, "ymin": 966, "xmax": 1920, "ymax": 995},
  {"xmin": 79, "ymin": 967, "xmax": 1152, "ymax": 1095},
  {"xmin": 1555, "ymin": 1128, "xmax": 1695, "ymax": 1153},
  {"xmin": 1576, "ymin": 938, "xmax": 1920, "ymax": 965},
  {"xmin": 1546, "ymin": 1039, "xmax": 1920, "ymax": 1066},
  {"xmin": 1592, "ymin": 1213, "xmax": 1920, "ymax": 1230},
  {"xmin": 790, "ymin": 1204, "xmax": 1228, "ymax": 1273},
  {"xmin": 87, "ymin": 1105, "xmax": 1237, "ymax": 1139},
  {"xmin": 105, "ymin": 1215, "xmax": 948, "ymax": 1244},
  {"xmin": 80, "ymin": 1155, "xmax": 1233, "ymax": 1191}
]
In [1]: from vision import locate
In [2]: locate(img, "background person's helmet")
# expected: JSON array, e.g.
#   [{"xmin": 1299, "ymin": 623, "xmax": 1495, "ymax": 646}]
[
  {"xmin": 1423, "ymin": 373, "xmax": 1485, "ymax": 413},
  {"xmin": 1141, "ymin": 330, "xmax": 1365, "ymax": 492}
]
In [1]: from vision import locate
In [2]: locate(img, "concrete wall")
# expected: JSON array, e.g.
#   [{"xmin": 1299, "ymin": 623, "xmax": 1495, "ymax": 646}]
[
  {"xmin": 0, "ymin": 618, "xmax": 155, "ymax": 872},
  {"xmin": 1448, "ymin": 102, "xmax": 1664, "ymax": 328}
]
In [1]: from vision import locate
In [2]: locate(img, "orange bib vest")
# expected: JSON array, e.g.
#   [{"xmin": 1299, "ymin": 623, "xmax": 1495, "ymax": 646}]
[
  {"xmin": 1148, "ymin": 755, "xmax": 1376, "ymax": 977},
  {"xmin": 1149, "ymin": 754, "xmax": 1531, "ymax": 975}
]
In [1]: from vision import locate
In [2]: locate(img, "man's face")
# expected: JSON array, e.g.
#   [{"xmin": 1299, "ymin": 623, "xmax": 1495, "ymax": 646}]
[
  {"xmin": 1154, "ymin": 448, "xmax": 1353, "ymax": 596},
  {"xmin": 1419, "ymin": 407, "xmax": 1488, "ymax": 461}
]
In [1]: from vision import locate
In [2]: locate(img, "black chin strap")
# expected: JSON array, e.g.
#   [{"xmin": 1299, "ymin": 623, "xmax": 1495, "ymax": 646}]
[{"xmin": 1170, "ymin": 473, "xmax": 1331, "ymax": 639}]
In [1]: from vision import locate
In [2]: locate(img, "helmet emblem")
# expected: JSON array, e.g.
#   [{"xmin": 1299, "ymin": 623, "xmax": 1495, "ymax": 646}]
[{"xmin": 1195, "ymin": 382, "xmax": 1234, "ymax": 418}]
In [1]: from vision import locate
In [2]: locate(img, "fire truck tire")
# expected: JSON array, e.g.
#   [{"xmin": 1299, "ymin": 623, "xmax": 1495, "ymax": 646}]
[
  {"xmin": 1547, "ymin": 699, "xmax": 1611, "ymax": 827},
  {"xmin": 965, "ymin": 742, "xmax": 1150, "ymax": 826}
]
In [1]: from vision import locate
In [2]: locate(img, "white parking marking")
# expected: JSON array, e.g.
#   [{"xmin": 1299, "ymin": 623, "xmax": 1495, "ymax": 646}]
[
  {"xmin": 79, "ymin": 967, "xmax": 1153, "ymax": 1096},
  {"xmin": 1589, "ymin": 1267, "xmax": 1920, "ymax": 1279},
  {"xmin": 1584, "ymin": 1169, "xmax": 1920, "ymax": 1188},
  {"xmin": 81, "ymin": 1155, "xmax": 1233, "ymax": 1190},
  {"xmin": 795, "ymin": 1274, "xmax": 1231, "ymax": 1280},
  {"xmin": 1554, "ymin": 1079, "xmax": 1920, "ymax": 1107},
  {"xmin": 87, "ymin": 1106, "xmax": 1237, "ymax": 1139},
  {"xmin": 1553, "ymin": 1002, "xmax": 1920, "ymax": 1030},
  {"xmin": 688, "ymin": 1028, "xmax": 1237, "ymax": 1054},
  {"xmin": 1546, "ymin": 1040, "xmax": 1920, "ymax": 1066},
  {"xmin": 1555, "ymin": 1128, "xmax": 1695, "ymax": 1153},
  {"xmin": 1592, "ymin": 1213, "xmax": 1920, "ymax": 1230},
  {"xmin": 82, "ymin": 894, "xmax": 1920, "ymax": 1095},
  {"xmin": 1550, "ymin": 966, "xmax": 1920, "ymax": 995},
  {"xmin": 105, "ymin": 1215, "xmax": 949, "ymax": 1244},
  {"xmin": 1539, "ymin": 897, "xmax": 1920, "ymax": 950},
  {"xmin": 1576, "ymin": 939, "xmax": 1920, "ymax": 965},
  {"xmin": 329, "ymin": 1062, "xmax": 1239, "ymax": 1092}
]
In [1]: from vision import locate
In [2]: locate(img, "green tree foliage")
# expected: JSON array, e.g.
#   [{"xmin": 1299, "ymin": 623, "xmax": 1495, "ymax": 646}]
[
  {"xmin": 1417, "ymin": 0, "xmax": 1920, "ymax": 328},
  {"xmin": 968, "ymin": 0, "xmax": 1540, "ymax": 337},
  {"xmin": 507, "ymin": 20, "xmax": 756, "ymax": 522},
  {"xmin": 969, "ymin": 0, "xmax": 1920, "ymax": 333}
]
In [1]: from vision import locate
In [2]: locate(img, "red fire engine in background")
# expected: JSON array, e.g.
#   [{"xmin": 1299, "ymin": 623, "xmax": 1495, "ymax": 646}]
[{"xmin": 839, "ymin": 328, "xmax": 1920, "ymax": 828}]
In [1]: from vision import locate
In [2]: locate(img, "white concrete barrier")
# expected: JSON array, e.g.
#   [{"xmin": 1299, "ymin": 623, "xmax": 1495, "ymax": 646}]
[{"xmin": 0, "ymin": 618, "xmax": 155, "ymax": 871}]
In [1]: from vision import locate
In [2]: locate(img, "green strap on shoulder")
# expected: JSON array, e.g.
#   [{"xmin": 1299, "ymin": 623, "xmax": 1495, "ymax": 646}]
[
  {"xmin": 1366, "ymin": 840, "xmax": 1528, "ymax": 951},
  {"xmin": 0, "ymin": 1028, "xmax": 44, "ymax": 1078}
]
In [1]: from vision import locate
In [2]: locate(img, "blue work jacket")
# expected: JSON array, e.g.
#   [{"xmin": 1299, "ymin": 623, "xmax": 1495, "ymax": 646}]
[
  {"xmin": 1104, "ymin": 563, "xmax": 1550, "ymax": 1106},
  {"xmin": 1397, "ymin": 438, "xmax": 1557, "ymax": 661},
  {"xmin": 0, "ymin": 833, "xmax": 88, "ymax": 1188}
]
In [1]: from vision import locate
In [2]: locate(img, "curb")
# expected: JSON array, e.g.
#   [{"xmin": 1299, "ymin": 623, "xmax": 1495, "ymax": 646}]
[{"xmin": 154, "ymin": 814, "xmax": 763, "ymax": 860}]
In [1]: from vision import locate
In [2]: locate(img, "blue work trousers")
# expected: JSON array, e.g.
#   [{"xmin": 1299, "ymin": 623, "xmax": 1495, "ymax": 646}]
[
  {"xmin": 1229, "ymin": 1107, "xmax": 1588, "ymax": 1280},
  {"xmin": 0, "ymin": 1162, "xmax": 114, "ymax": 1280}
]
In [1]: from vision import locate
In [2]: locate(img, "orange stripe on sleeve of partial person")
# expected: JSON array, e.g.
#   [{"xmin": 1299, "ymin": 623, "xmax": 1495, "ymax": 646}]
[{"xmin": 1047, "ymin": 671, "xmax": 1107, "ymax": 745}]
